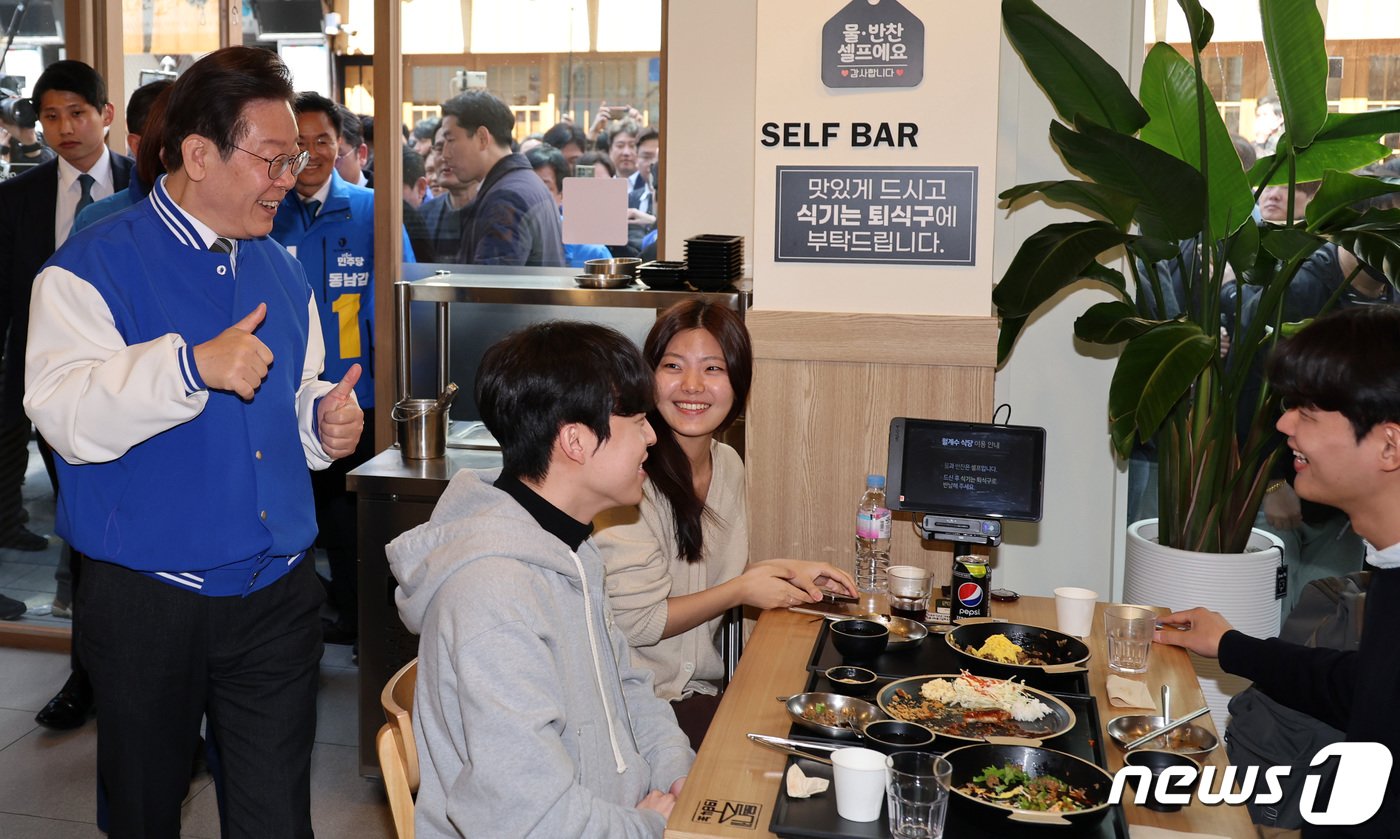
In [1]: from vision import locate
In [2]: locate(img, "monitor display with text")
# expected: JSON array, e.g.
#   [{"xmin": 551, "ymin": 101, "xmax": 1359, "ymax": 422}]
[{"xmin": 886, "ymin": 418, "xmax": 1045, "ymax": 521}]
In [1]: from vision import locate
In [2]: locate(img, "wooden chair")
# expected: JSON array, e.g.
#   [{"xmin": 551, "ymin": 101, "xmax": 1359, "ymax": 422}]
[{"xmin": 377, "ymin": 658, "xmax": 419, "ymax": 839}]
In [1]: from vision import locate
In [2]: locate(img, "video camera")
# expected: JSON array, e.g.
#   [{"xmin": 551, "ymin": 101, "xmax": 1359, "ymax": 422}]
[{"xmin": 0, "ymin": 75, "xmax": 35, "ymax": 129}]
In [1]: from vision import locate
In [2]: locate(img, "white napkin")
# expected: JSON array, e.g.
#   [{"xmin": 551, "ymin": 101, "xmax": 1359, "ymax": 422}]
[
  {"xmin": 1107, "ymin": 675, "xmax": 1157, "ymax": 710},
  {"xmin": 785, "ymin": 763, "xmax": 830, "ymax": 799},
  {"xmin": 1130, "ymin": 826, "xmax": 1230, "ymax": 839}
]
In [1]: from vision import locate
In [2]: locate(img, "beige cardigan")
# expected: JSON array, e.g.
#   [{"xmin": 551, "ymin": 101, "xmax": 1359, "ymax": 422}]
[{"xmin": 595, "ymin": 441, "xmax": 748, "ymax": 701}]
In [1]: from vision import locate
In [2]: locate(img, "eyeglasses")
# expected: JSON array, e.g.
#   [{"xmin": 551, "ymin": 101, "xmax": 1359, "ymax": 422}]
[{"xmin": 233, "ymin": 145, "xmax": 310, "ymax": 180}]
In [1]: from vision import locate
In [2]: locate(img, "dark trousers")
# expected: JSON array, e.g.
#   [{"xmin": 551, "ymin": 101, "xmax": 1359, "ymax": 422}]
[
  {"xmin": 78, "ymin": 556, "xmax": 324, "ymax": 839},
  {"xmin": 310, "ymin": 406, "xmax": 375, "ymax": 629},
  {"xmin": 0, "ymin": 418, "xmax": 30, "ymax": 534}
]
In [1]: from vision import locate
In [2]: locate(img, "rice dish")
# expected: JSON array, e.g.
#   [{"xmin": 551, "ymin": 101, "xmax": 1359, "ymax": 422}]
[{"xmin": 918, "ymin": 671, "xmax": 1051, "ymax": 722}]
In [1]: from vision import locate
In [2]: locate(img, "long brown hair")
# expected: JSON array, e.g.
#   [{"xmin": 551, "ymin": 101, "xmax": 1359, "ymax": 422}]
[{"xmin": 642, "ymin": 300, "xmax": 752, "ymax": 563}]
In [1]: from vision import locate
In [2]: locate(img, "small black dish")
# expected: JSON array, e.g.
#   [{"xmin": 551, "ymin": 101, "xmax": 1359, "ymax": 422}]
[
  {"xmin": 861, "ymin": 719, "xmax": 936, "ymax": 753},
  {"xmin": 823, "ymin": 665, "xmax": 878, "ymax": 696},
  {"xmin": 830, "ymin": 618, "xmax": 889, "ymax": 661},
  {"xmin": 1123, "ymin": 749, "xmax": 1201, "ymax": 812}
]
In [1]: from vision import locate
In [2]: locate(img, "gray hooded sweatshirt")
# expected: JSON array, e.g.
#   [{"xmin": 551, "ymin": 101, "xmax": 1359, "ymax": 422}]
[{"xmin": 389, "ymin": 469, "xmax": 694, "ymax": 838}]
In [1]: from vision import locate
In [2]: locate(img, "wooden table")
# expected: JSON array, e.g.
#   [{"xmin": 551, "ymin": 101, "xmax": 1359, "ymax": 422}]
[{"xmin": 665, "ymin": 596, "xmax": 1253, "ymax": 838}]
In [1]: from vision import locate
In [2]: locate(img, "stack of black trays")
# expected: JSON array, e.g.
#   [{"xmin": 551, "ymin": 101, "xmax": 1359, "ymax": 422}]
[
  {"xmin": 683, "ymin": 234, "xmax": 744, "ymax": 290},
  {"xmin": 638, "ymin": 260, "xmax": 689, "ymax": 290},
  {"xmin": 767, "ymin": 621, "xmax": 1130, "ymax": 839}
]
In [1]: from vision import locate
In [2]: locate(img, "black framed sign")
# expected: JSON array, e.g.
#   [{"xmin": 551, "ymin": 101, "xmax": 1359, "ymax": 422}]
[{"xmin": 774, "ymin": 166, "xmax": 977, "ymax": 265}]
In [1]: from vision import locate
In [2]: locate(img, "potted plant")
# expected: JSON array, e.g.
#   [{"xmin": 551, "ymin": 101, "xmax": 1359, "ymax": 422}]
[{"xmin": 994, "ymin": 0, "xmax": 1400, "ymax": 722}]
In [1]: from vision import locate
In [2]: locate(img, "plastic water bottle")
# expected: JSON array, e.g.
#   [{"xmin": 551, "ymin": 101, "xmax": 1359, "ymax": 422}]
[{"xmin": 855, "ymin": 474, "xmax": 892, "ymax": 613}]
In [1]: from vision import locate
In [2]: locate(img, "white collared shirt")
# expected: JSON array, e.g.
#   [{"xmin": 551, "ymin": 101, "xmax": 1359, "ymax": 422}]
[
  {"xmin": 55, "ymin": 150, "xmax": 115, "ymax": 248},
  {"xmin": 302, "ymin": 178, "xmax": 332, "ymax": 214},
  {"xmin": 1366, "ymin": 540, "xmax": 1400, "ymax": 570}
]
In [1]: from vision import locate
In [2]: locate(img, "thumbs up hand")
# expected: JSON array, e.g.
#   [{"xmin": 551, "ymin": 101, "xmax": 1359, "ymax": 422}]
[
  {"xmin": 193, "ymin": 303, "xmax": 274, "ymax": 400},
  {"xmin": 317, "ymin": 363, "xmax": 364, "ymax": 459}
]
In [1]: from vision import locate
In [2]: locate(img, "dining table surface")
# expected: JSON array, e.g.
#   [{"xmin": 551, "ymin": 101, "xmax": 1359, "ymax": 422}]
[{"xmin": 664, "ymin": 594, "xmax": 1253, "ymax": 838}]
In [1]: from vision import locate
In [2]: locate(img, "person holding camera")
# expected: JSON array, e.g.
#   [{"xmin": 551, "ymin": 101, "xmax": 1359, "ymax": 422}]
[{"xmin": 0, "ymin": 80, "xmax": 56, "ymax": 174}]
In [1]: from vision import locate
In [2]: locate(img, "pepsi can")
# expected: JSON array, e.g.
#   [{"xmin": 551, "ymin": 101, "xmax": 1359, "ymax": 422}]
[{"xmin": 951, "ymin": 555, "xmax": 990, "ymax": 620}]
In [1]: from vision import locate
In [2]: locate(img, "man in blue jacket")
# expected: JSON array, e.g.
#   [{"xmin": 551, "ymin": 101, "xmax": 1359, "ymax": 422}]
[
  {"xmin": 271, "ymin": 91, "xmax": 412, "ymax": 644},
  {"xmin": 24, "ymin": 46, "xmax": 363, "ymax": 838}
]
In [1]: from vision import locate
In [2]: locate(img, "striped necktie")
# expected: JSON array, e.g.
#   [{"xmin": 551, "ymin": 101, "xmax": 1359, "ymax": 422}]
[
  {"xmin": 76, "ymin": 173, "xmax": 96, "ymax": 215},
  {"xmin": 210, "ymin": 237, "xmax": 234, "ymax": 255}
]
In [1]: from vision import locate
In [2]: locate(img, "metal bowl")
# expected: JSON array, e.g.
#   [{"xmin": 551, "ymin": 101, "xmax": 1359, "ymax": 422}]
[
  {"xmin": 877, "ymin": 614, "xmax": 929, "ymax": 651},
  {"xmin": 784, "ymin": 692, "xmax": 885, "ymax": 739},
  {"xmin": 1106, "ymin": 714, "xmax": 1219, "ymax": 756},
  {"xmin": 583, "ymin": 257, "xmax": 641, "ymax": 277},
  {"xmin": 574, "ymin": 273, "xmax": 634, "ymax": 289}
]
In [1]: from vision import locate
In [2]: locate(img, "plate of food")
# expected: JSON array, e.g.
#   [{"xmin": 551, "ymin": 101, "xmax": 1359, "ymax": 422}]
[
  {"xmin": 945, "ymin": 622, "xmax": 1090, "ymax": 675},
  {"xmin": 876, "ymin": 672, "xmax": 1075, "ymax": 744},
  {"xmin": 942, "ymin": 742, "xmax": 1114, "ymax": 828}
]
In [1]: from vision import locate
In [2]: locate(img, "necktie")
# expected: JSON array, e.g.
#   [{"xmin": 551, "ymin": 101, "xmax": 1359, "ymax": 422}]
[
  {"xmin": 304, "ymin": 199, "xmax": 321, "ymax": 224},
  {"xmin": 76, "ymin": 173, "xmax": 95, "ymax": 215},
  {"xmin": 210, "ymin": 237, "xmax": 234, "ymax": 255}
]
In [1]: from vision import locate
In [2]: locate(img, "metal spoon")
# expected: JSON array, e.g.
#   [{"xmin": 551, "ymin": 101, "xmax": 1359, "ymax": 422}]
[{"xmin": 1161, "ymin": 684, "xmax": 1171, "ymax": 725}]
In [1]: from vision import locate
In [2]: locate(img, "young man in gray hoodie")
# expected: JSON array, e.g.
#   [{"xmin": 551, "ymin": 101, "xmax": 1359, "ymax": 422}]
[{"xmin": 388, "ymin": 321, "xmax": 694, "ymax": 838}]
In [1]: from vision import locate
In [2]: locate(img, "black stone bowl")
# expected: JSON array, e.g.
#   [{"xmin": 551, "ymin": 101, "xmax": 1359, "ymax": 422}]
[{"xmin": 830, "ymin": 618, "xmax": 890, "ymax": 661}]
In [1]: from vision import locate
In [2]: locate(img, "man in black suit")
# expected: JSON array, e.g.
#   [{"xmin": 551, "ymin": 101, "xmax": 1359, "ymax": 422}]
[{"xmin": 0, "ymin": 59, "xmax": 132, "ymax": 730}]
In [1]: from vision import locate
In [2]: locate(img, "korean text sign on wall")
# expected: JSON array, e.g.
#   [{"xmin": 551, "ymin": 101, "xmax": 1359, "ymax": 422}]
[{"xmin": 774, "ymin": 166, "xmax": 977, "ymax": 265}]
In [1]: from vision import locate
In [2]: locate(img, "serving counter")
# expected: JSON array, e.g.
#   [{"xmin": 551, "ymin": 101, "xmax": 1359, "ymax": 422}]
[{"xmin": 665, "ymin": 600, "xmax": 1253, "ymax": 838}]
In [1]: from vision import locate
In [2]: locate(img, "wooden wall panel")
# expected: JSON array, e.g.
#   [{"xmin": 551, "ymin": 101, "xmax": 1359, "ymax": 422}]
[{"xmin": 746, "ymin": 311, "xmax": 998, "ymax": 591}]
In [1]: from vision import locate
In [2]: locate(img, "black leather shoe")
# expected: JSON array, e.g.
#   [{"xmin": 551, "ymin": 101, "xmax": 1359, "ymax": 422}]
[
  {"xmin": 0, "ymin": 593, "xmax": 24, "ymax": 620},
  {"xmin": 0, "ymin": 526, "xmax": 49, "ymax": 551},
  {"xmin": 35, "ymin": 672, "xmax": 94, "ymax": 730}
]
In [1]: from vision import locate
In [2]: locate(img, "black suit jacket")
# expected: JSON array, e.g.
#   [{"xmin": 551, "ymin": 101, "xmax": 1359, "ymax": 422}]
[{"xmin": 0, "ymin": 149, "xmax": 134, "ymax": 423}]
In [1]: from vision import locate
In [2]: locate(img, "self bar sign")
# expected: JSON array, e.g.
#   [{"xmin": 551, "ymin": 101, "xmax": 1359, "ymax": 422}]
[
  {"xmin": 775, "ymin": 166, "xmax": 977, "ymax": 265},
  {"xmin": 822, "ymin": 0, "xmax": 924, "ymax": 88}
]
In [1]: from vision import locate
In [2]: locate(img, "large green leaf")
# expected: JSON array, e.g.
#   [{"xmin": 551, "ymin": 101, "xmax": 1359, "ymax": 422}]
[
  {"xmin": 999, "ymin": 180, "xmax": 1140, "ymax": 229},
  {"xmin": 1074, "ymin": 300, "xmax": 1161, "ymax": 344},
  {"xmin": 1330, "ymin": 207, "xmax": 1400, "ymax": 279},
  {"xmin": 1260, "ymin": 227, "xmax": 1325, "ymax": 263},
  {"xmin": 993, "ymin": 221, "xmax": 1134, "ymax": 363},
  {"xmin": 1107, "ymin": 322, "xmax": 1215, "ymax": 455},
  {"xmin": 1260, "ymin": 0, "xmax": 1328, "ymax": 149},
  {"xmin": 1139, "ymin": 43, "xmax": 1255, "ymax": 242},
  {"xmin": 1174, "ymin": 0, "xmax": 1214, "ymax": 52},
  {"xmin": 1249, "ymin": 139, "xmax": 1390, "ymax": 186},
  {"xmin": 1305, "ymin": 170, "xmax": 1400, "ymax": 229},
  {"xmin": 1315, "ymin": 108, "xmax": 1400, "ymax": 142},
  {"xmin": 993, "ymin": 220, "xmax": 1133, "ymax": 318},
  {"xmin": 1052, "ymin": 120, "xmax": 1206, "ymax": 240},
  {"xmin": 1225, "ymin": 215, "xmax": 1262, "ymax": 280},
  {"xmin": 1002, "ymin": 0, "xmax": 1149, "ymax": 134}
]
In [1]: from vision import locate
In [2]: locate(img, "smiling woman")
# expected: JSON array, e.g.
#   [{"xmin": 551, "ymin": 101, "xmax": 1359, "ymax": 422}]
[{"xmin": 595, "ymin": 299, "xmax": 857, "ymax": 748}]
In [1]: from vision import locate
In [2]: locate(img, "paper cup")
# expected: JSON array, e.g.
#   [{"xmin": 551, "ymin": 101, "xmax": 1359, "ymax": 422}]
[
  {"xmin": 1054, "ymin": 586, "xmax": 1099, "ymax": 637},
  {"xmin": 832, "ymin": 747, "xmax": 887, "ymax": 822}
]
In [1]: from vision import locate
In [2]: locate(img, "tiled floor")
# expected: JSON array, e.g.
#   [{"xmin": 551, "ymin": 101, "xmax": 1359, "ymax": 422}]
[{"xmin": 0, "ymin": 444, "xmax": 397, "ymax": 838}]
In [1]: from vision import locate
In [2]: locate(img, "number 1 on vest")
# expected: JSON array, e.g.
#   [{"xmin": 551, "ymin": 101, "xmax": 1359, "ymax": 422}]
[{"xmin": 331, "ymin": 293, "xmax": 361, "ymax": 359}]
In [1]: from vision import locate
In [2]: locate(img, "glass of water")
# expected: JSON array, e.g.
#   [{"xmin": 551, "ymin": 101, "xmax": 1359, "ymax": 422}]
[
  {"xmin": 1104, "ymin": 604, "xmax": 1155, "ymax": 674},
  {"xmin": 886, "ymin": 751, "xmax": 952, "ymax": 839}
]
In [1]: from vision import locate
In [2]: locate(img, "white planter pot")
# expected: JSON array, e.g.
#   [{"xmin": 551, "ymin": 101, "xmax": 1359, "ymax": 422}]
[{"xmin": 1123, "ymin": 519, "xmax": 1284, "ymax": 734}]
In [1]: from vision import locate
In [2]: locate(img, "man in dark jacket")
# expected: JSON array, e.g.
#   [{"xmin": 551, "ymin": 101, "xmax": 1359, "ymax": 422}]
[
  {"xmin": 1157, "ymin": 305, "xmax": 1400, "ymax": 836},
  {"xmin": 438, "ymin": 90, "xmax": 564, "ymax": 266}
]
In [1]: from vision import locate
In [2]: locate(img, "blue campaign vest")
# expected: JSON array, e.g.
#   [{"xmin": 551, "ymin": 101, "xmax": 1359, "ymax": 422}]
[
  {"xmin": 271, "ymin": 171, "xmax": 415, "ymax": 408},
  {"xmin": 43, "ymin": 185, "xmax": 318, "ymax": 593}
]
